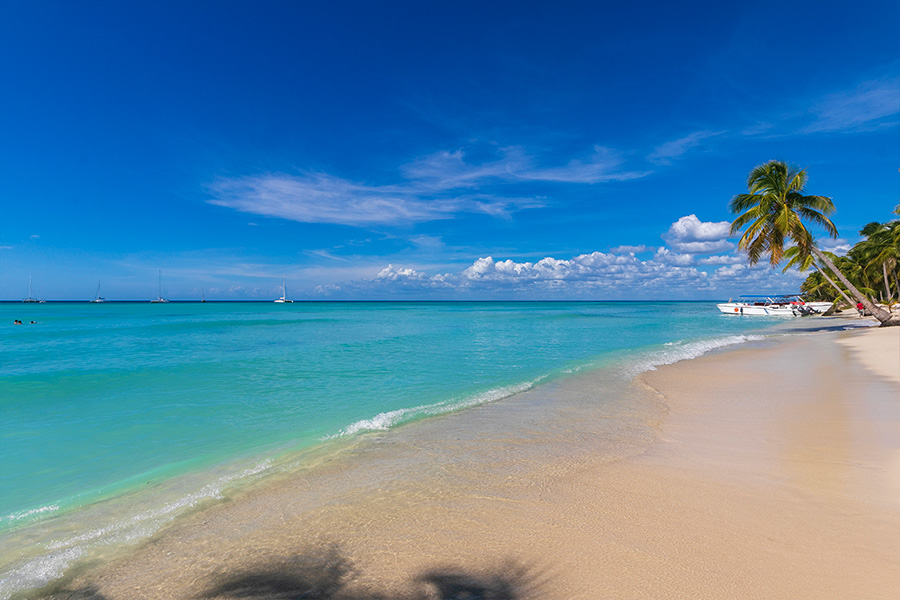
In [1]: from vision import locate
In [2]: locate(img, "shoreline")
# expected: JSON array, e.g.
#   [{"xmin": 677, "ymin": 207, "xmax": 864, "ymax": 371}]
[{"xmin": 31, "ymin": 322, "xmax": 900, "ymax": 599}]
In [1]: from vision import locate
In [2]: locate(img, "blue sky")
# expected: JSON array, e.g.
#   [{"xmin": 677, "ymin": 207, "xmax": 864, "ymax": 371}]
[{"xmin": 2, "ymin": 0, "xmax": 898, "ymax": 300}]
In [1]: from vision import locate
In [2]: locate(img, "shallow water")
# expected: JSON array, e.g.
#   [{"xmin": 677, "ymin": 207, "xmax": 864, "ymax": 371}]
[{"xmin": 0, "ymin": 301, "xmax": 843, "ymax": 598}]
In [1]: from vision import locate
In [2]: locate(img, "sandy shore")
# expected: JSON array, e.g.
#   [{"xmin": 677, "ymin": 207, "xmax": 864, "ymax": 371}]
[{"xmin": 43, "ymin": 325, "xmax": 899, "ymax": 600}]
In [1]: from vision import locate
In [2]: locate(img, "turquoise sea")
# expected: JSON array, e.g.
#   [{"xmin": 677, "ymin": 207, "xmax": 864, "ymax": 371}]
[{"xmin": 0, "ymin": 301, "xmax": 822, "ymax": 597}]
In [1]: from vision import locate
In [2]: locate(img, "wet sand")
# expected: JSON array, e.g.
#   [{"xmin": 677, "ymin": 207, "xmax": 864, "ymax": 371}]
[{"xmin": 43, "ymin": 326, "xmax": 899, "ymax": 600}]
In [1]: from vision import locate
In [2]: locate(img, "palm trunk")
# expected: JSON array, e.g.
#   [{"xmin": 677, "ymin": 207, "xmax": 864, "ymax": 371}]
[
  {"xmin": 814, "ymin": 264, "xmax": 854, "ymax": 307},
  {"xmin": 811, "ymin": 247, "xmax": 900, "ymax": 326},
  {"xmin": 883, "ymin": 262, "xmax": 892, "ymax": 301}
]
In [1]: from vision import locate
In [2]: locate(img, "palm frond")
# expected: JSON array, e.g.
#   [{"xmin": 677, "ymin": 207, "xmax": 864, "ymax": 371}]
[{"xmin": 729, "ymin": 160, "xmax": 839, "ymax": 270}]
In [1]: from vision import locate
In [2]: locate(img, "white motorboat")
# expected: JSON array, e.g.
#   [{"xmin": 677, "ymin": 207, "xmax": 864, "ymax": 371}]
[{"xmin": 717, "ymin": 295, "xmax": 832, "ymax": 316}]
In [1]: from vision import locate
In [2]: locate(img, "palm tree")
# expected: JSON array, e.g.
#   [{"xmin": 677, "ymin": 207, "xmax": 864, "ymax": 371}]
[
  {"xmin": 729, "ymin": 160, "xmax": 899, "ymax": 326},
  {"xmin": 783, "ymin": 247, "xmax": 853, "ymax": 308},
  {"xmin": 856, "ymin": 221, "xmax": 899, "ymax": 304}
]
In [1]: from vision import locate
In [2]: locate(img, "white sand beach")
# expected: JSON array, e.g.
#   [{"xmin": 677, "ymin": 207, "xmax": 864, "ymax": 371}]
[{"xmin": 43, "ymin": 324, "xmax": 900, "ymax": 600}]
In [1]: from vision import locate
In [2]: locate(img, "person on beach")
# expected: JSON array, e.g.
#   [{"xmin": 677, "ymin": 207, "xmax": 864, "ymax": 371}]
[{"xmin": 856, "ymin": 302, "xmax": 866, "ymax": 316}]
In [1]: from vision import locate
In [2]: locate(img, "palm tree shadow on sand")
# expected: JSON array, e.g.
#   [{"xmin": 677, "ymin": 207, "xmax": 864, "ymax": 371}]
[
  {"xmin": 41, "ymin": 546, "xmax": 547, "ymax": 600},
  {"xmin": 194, "ymin": 546, "xmax": 545, "ymax": 600}
]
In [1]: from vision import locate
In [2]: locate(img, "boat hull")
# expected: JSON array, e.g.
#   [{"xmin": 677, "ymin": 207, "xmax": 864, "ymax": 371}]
[{"xmin": 717, "ymin": 303, "xmax": 796, "ymax": 316}]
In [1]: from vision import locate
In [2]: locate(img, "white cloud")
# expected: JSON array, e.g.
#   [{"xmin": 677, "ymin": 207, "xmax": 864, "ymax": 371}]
[
  {"xmin": 509, "ymin": 146, "xmax": 650, "ymax": 183},
  {"xmin": 404, "ymin": 145, "xmax": 649, "ymax": 186},
  {"xmin": 610, "ymin": 244, "xmax": 652, "ymax": 254},
  {"xmin": 305, "ymin": 249, "xmax": 352, "ymax": 262},
  {"xmin": 373, "ymin": 264, "xmax": 455, "ymax": 291},
  {"xmin": 713, "ymin": 263, "xmax": 747, "ymax": 278},
  {"xmin": 698, "ymin": 254, "xmax": 743, "ymax": 265},
  {"xmin": 376, "ymin": 264, "xmax": 429, "ymax": 282},
  {"xmin": 819, "ymin": 238, "xmax": 852, "ymax": 256},
  {"xmin": 802, "ymin": 77, "xmax": 900, "ymax": 134},
  {"xmin": 320, "ymin": 251, "xmax": 718, "ymax": 299},
  {"xmin": 208, "ymin": 143, "xmax": 653, "ymax": 229},
  {"xmin": 304, "ymin": 238, "xmax": 813, "ymax": 300},
  {"xmin": 208, "ymin": 172, "xmax": 542, "ymax": 226},
  {"xmin": 408, "ymin": 234, "xmax": 445, "ymax": 250},
  {"xmin": 654, "ymin": 247, "xmax": 695, "ymax": 266},
  {"xmin": 400, "ymin": 150, "xmax": 513, "ymax": 189},
  {"xmin": 670, "ymin": 239, "xmax": 735, "ymax": 253},
  {"xmin": 662, "ymin": 214, "xmax": 734, "ymax": 254},
  {"xmin": 648, "ymin": 131, "xmax": 725, "ymax": 165},
  {"xmin": 710, "ymin": 262, "xmax": 805, "ymax": 292}
]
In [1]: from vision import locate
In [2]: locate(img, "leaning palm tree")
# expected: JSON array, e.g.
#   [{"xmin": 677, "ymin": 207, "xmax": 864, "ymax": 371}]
[
  {"xmin": 857, "ymin": 221, "xmax": 899, "ymax": 303},
  {"xmin": 782, "ymin": 247, "xmax": 853, "ymax": 307},
  {"xmin": 729, "ymin": 160, "xmax": 899, "ymax": 326}
]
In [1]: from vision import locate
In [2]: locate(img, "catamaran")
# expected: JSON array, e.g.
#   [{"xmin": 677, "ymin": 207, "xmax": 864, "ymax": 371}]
[
  {"xmin": 274, "ymin": 275, "xmax": 293, "ymax": 303},
  {"xmin": 717, "ymin": 295, "xmax": 833, "ymax": 316},
  {"xmin": 23, "ymin": 275, "xmax": 45, "ymax": 303},
  {"xmin": 151, "ymin": 270, "xmax": 169, "ymax": 303},
  {"xmin": 91, "ymin": 280, "xmax": 106, "ymax": 303}
]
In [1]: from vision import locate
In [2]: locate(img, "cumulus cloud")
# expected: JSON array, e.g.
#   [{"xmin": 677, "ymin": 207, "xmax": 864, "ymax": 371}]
[
  {"xmin": 376, "ymin": 264, "xmax": 429, "ymax": 282},
  {"xmin": 310, "ymin": 245, "xmax": 812, "ymax": 299},
  {"xmin": 819, "ymin": 238, "xmax": 852, "ymax": 256},
  {"xmin": 662, "ymin": 214, "xmax": 734, "ymax": 254},
  {"xmin": 654, "ymin": 247, "xmax": 695, "ymax": 266},
  {"xmin": 319, "ymin": 250, "xmax": 722, "ymax": 299},
  {"xmin": 610, "ymin": 244, "xmax": 652, "ymax": 254},
  {"xmin": 697, "ymin": 254, "xmax": 743, "ymax": 265},
  {"xmin": 709, "ymin": 262, "xmax": 805, "ymax": 292},
  {"xmin": 305, "ymin": 213, "xmax": 814, "ymax": 299}
]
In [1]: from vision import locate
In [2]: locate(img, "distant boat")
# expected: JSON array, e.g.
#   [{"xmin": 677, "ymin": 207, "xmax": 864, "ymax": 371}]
[
  {"xmin": 90, "ymin": 280, "xmax": 107, "ymax": 303},
  {"xmin": 201, "ymin": 288, "xmax": 206, "ymax": 303},
  {"xmin": 274, "ymin": 275, "xmax": 293, "ymax": 303},
  {"xmin": 151, "ymin": 270, "xmax": 169, "ymax": 303},
  {"xmin": 23, "ymin": 275, "xmax": 45, "ymax": 303}
]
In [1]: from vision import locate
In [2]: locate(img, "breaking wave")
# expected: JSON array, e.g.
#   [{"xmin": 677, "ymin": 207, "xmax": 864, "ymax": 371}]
[{"xmin": 328, "ymin": 377, "xmax": 547, "ymax": 438}]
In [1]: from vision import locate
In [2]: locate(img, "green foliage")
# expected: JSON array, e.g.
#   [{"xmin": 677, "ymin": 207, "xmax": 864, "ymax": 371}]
[
  {"xmin": 730, "ymin": 160, "xmax": 900, "ymax": 323},
  {"xmin": 729, "ymin": 161, "xmax": 837, "ymax": 266},
  {"xmin": 795, "ymin": 218, "xmax": 900, "ymax": 304}
]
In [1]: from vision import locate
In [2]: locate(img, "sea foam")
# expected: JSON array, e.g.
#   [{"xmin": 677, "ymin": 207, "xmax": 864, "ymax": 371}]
[
  {"xmin": 328, "ymin": 378, "xmax": 546, "ymax": 439},
  {"xmin": 0, "ymin": 459, "xmax": 273, "ymax": 600}
]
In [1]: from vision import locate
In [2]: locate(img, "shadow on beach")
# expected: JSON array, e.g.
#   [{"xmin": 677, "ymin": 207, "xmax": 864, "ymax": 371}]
[
  {"xmin": 37, "ymin": 545, "xmax": 546, "ymax": 600},
  {"xmin": 777, "ymin": 320, "xmax": 878, "ymax": 335}
]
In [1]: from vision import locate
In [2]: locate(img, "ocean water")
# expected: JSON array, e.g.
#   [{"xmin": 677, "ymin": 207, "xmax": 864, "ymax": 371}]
[{"xmin": 0, "ymin": 301, "xmax": 805, "ymax": 597}]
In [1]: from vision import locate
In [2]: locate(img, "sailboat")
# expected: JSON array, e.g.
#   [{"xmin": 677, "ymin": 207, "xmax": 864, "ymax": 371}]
[
  {"xmin": 150, "ymin": 270, "xmax": 169, "ymax": 303},
  {"xmin": 90, "ymin": 280, "xmax": 106, "ymax": 303},
  {"xmin": 274, "ymin": 275, "xmax": 293, "ymax": 303},
  {"xmin": 201, "ymin": 288, "xmax": 206, "ymax": 303},
  {"xmin": 23, "ymin": 275, "xmax": 45, "ymax": 303}
]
